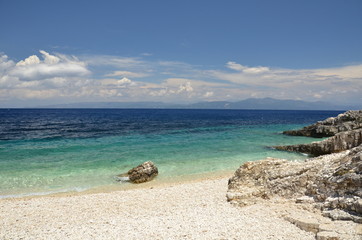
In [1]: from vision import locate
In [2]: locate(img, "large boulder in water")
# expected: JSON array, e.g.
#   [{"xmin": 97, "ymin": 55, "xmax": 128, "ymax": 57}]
[{"xmin": 125, "ymin": 161, "xmax": 158, "ymax": 183}]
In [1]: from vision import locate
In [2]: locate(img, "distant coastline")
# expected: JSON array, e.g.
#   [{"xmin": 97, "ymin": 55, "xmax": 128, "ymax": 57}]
[{"xmin": 26, "ymin": 97, "xmax": 361, "ymax": 110}]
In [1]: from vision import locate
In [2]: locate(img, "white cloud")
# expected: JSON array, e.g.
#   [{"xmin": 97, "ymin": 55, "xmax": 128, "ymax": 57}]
[
  {"xmin": 215, "ymin": 61, "xmax": 362, "ymax": 89},
  {"xmin": 226, "ymin": 61, "xmax": 245, "ymax": 71},
  {"xmin": 226, "ymin": 61, "xmax": 270, "ymax": 74},
  {"xmin": 0, "ymin": 55, "xmax": 16, "ymax": 87},
  {"xmin": 105, "ymin": 70, "xmax": 149, "ymax": 78},
  {"xmin": 40, "ymin": 50, "xmax": 60, "ymax": 64},
  {"xmin": 10, "ymin": 62, "xmax": 90, "ymax": 81},
  {"xmin": 0, "ymin": 51, "xmax": 93, "ymax": 102},
  {"xmin": 211, "ymin": 61, "xmax": 362, "ymax": 103},
  {"xmin": 177, "ymin": 81, "xmax": 193, "ymax": 93},
  {"xmin": 98, "ymin": 89, "xmax": 122, "ymax": 97},
  {"xmin": 101, "ymin": 77, "xmax": 137, "ymax": 87},
  {"xmin": 203, "ymin": 91, "xmax": 214, "ymax": 98},
  {"xmin": 117, "ymin": 77, "xmax": 132, "ymax": 85},
  {"xmin": 16, "ymin": 55, "xmax": 40, "ymax": 66},
  {"xmin": 141, "ymin": 78, "xmax": 230, "ymax": 101},
  {"xmin": 5, "ymin": 51, "xmax": 90, "ymax": 82},
  {"xmin": 0, "ymin": 55, "xmax": 15, "ymax": 70},
  {"xmin": 0, "ymin": 51, "xmax": 361, "ymax": 106},
  {"xmin": 314, "ymin": 64, "xmax": 362, "ymax": 79}
]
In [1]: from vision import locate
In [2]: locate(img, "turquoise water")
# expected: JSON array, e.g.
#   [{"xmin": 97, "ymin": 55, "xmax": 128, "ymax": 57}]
[
  {"xmin": 0, "ymin": 124, "xmax": 315, "ymax": 197},
  {"xmin": 0, "ymin": 109, "xmax": 340, "ymax": 198}
]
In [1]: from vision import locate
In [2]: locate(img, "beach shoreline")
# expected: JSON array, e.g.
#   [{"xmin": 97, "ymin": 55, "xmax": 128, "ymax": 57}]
[{"xmin": 1, "ymin": 169, "xmax": 235, "ymax": 200}]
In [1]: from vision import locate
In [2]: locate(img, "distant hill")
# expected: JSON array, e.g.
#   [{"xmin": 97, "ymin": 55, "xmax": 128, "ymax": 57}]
[
  {"xmin": 188, "ymin": 98, "xmax": 353, "ymax": 110},
  {"xmin": 40, "ymin": 98, "xmax": 360, "ymax": 110}
]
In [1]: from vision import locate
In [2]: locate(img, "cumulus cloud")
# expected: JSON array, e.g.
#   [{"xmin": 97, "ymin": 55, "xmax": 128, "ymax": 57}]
[
  {"xmin": 10, "ymin": 63, "xmax": 89, "ymax": 81},
  {"xmin": 0, "ymin": 50, "xmax": 91, "ymax": 101},
  {"xmin": 0, "ymin": 51, "xmax": 94, "ymax": 103},
  {"xmin": 8, "ymin": 50, "xmax": 90, "ymax": 81},
  {"xmin": 16, "ymin": 55, "xmax": 41, "ymax": 66}
]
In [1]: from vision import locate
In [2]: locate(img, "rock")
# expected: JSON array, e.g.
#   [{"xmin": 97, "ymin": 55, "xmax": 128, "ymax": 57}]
[
  {"xmin": 284, "ymin": 215, "xmax": 320, "ymax": 234},
  {"xmin": 274, "ymin": 128, "xmax": 362, "ymax": 156},
  {"xmin": 316, "ymin": 231, "xmax": 340, "ymax": 240},
  {"xmin": 227, "ymin": 158, "xmax": 294, "ymax": 205},
  {"xmin": 281, "ymin": 207, "xmax": 359, "ymax": 239},
  {"xmin": 296, "ymin": 196, "xmax": 315, "ymax": 204},
  {"xmin": 283, "ymin": 110, "xmax": 362, "ymax": 137},
  {"xmin": 128, "ymin": 161, "xmax": 158, "ymax": 183},
  {"xmin": 357, "ymin": 224, "xmax": 362, "ymax": 235},
  {"xmin": 323, "ymin": 209, "xmax": 362, "ymax": 223},
  {"xmin": 228, "ymin": 110, "xmax": 362, "ymax": 238},
  {"xmin": 322, "ymin": 209, "xmax": 354, "ymax": 221},
  {"xmin": 117, "ymin": 161, "xmax": 158, "ymax": 184},
  {"xmin": 227, "ymin": 145, "xmax": 362, "ymax": 223}
]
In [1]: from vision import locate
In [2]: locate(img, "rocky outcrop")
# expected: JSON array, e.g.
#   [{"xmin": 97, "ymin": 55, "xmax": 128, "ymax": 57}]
[
  {"xmin": 283, "ymin": 110, "xmax": 362, "ymax": 137},
  {"xmin": 274, "ymin": 128, "xmax": 362, "ymax": 156},
  {"xmin": 228, "ymin": 110, "xmax": 362, "ymax": 239},
  {"xmin": 117, "ymin": 161, "xmax": 158, "ymax": 183},
  {"xmin": 227, "ymin": 145, "xmax": 362, "ymax": 223},
  {"xmin": 283, "ymin": 209, "xmax": 362, "ymax": 239}
]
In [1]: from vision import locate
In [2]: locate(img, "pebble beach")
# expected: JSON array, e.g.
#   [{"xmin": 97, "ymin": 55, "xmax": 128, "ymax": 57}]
[{"xmin": 0, "ymin": 177, "xmax": 316, "ymax": 240}]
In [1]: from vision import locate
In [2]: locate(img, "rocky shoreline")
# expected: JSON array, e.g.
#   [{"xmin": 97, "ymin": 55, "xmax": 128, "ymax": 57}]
[
  {"xmin": 227, "ymin": 110, "xmax": 362, "ymax": 239},
  {"xmin": 283, "ymin": 110, "xmax": 362, "ymax": 138},
  {"xmin": 274, "ymin": 128, "xmax": 362, "ymax": 156}
]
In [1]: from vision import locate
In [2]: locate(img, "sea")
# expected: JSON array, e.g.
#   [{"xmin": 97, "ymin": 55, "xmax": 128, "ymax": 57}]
[{"xmin": 0, "ymin": 109, "xmax": 342, "ymax": 198}]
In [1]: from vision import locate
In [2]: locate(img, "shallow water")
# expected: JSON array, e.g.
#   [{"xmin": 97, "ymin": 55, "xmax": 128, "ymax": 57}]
[{"xmin": 0, "ymin": 109, "xmax": 342, "ymax": 198}]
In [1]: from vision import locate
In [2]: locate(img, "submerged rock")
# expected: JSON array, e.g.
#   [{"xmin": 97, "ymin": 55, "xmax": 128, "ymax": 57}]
[
  {"xmin": 274, "ymin": 128, "xmax": 362, "ymax": 156},
  {"xmin": 227, "ymin": 144, "xmax": 362, "ymax": 223},
  {"xmin": 117, "ymin": 161, "xmax": 158, "ymax": 184},
  {"xmin": 283, "ymin": 110, "xmax": 362, "ymax": 137}
]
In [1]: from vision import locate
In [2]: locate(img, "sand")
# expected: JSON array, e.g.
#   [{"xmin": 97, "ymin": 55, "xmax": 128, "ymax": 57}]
[{"xmin": 0, "ymin": 177, "xmax": 317, "ymax": 240}]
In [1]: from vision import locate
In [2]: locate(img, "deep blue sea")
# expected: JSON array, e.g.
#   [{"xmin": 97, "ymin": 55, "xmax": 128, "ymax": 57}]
[{"xmin": 0, "ymin": 109, "xmax": 342, "ymax": 198}]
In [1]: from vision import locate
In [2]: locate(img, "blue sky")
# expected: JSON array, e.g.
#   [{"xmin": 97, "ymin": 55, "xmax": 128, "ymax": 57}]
[{"xmin": 0, "ymin": 0, "xmax": 361, "ymax": 107}]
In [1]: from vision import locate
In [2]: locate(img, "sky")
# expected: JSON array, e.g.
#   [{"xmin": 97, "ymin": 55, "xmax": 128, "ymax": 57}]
[{"xmin": 0, "ymin": 0, "xmax": 362, "ymax": 107}]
